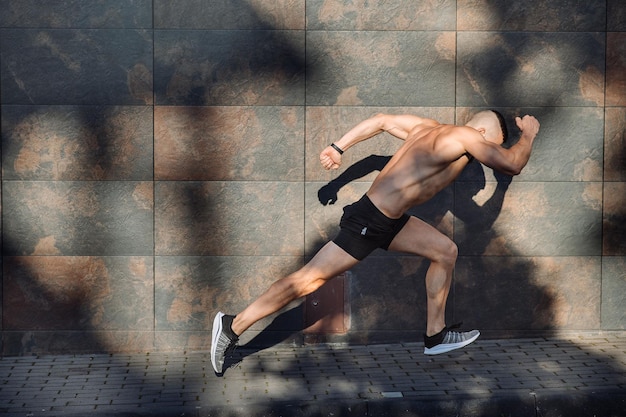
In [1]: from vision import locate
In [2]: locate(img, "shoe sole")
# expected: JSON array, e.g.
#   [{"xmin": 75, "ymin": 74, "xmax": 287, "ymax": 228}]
[
  {"xmin": 424, "ymin": 330, "xmax": 480, "ymax": 355},
  {"xmin": 210, "ymin": 312, "xmax": 225, "ymax": 373}
]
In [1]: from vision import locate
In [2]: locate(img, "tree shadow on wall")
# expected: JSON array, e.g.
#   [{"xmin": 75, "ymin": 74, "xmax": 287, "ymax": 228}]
[
  {"xmin": 1, "ymin": 1, "xmax": 623, "ymax": 416},
  {"xmin": 153, "ymin": 27, "xmax": 306, "ymax": 106},
  {"xmin": 0, "ymin": 0, "xmax": 310, "ymax": 414},
  {"xmin": 0, "ymin": 104, "xmax": 156, "ymax": 357}
]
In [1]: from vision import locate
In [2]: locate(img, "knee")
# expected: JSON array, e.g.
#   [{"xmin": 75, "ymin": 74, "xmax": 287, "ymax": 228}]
[{"xmin": 434, "ymin": 239, "xmax": 458, "ymax": 268}]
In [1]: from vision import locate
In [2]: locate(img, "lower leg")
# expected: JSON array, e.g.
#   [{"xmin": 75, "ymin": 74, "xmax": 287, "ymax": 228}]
[
  {"xmin": 231, "ymin": 271, "xmax": 323, "ymax": 336},
  {"xmin": 424, "ymin": 260, "xmax": 453, "ymax": 337},
  {"xmin": 229, "ymin": 241, "xmax": 359, "ymax": 336}
]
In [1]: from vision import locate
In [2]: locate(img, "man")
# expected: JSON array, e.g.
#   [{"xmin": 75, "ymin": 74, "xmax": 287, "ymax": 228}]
[{"xmin": 211, "ymin": 110, "xmax": 540, "ymax": 374}]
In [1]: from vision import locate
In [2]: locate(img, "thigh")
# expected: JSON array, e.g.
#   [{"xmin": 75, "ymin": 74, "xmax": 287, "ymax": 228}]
[
  {"xmin": 302, "ymin": 241, "xmax": 361, "ymax": 280},
  {"xmin": 387, "ymin": 216, "xmax": 454, "ymax": 260}
]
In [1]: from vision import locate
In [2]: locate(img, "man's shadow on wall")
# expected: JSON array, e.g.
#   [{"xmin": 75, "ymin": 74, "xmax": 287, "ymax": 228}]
[
  {"xmin": 316, "ymin": 154, "xmax": 510, "ymax": 229},
  {"xmin": 230, "ymin": 153, "xmax": 533, "ymax": 366}
]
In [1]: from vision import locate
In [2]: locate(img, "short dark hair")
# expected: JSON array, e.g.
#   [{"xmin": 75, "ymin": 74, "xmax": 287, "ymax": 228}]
[{"xmin": 490, "ymin": 110, "xmax": 509, "ymax": 143}]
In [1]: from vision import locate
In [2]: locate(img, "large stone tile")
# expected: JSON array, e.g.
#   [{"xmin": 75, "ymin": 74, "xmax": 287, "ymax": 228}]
[
  {"xmin": 457, "ymin": 32, "xmax": 605, "ymax": 107},
  {"xmin": 3, "ymin": 181, "xmax": 154, "ymax": 256},
  {"xmin": 154, "ymin": 0, "xmax": 304, "ymax": 29},
  {"xmin": 457, "ymin": 107, "xmax": 604, "ymax": 182},
  {"xmin": 154, "ymin": 30, "xmax": 305, "ymax": 105},
  {"xmin": 3, "ymin": 256, "xmax": 153, "ymax": 331},
  {"xmin": 603, "ymin": 182, "xmax": 626, "ymax": 256},
  {"xmin": 455, "ymin": 182, "xmax": 603, "ymax": 257},
  {"xmin": 0, "ymin": 0, "xmax": 152, "ymax": 28},
  {"xmin": 154, "ymin": 256, "xmax": 302, "ymax": 333},
  {"xmin": 2, "ymin": 105, "xmax": 153, "ymax": 180},
  {"xmin": 305, "ymin": 106, "xmax": 455, "ymax": 182},
  {"xmin": 457, "ymin": 0, "xmax": 606, "ymax": 31},
  {"xmin": 306, "ymin": 0, "xmax": 455, "ymax": 30},
  {"xmin": 155, "ymin": 106, "xmax": 304, "ymax": 180},
  {"xmin": 346, "ymin": 255, "xmax": 434, "ymax": 337},
  {"xmin": 455, "ymin": 256, "xmax": 601, "ymax": 331},
  {"xmin": 607, "ymin": 33, "xmax": 626, "ymax": 106},
  {"xmin": 601, "ymin": 257, "xmax": 626, "ymax": 330},
  {"xmin": 0, "ymin": 29, "xmax": 153, "ymax": 105},
  {"xmin": 605, "ymin": 108, "xmax": 626, "ymax": 182},
  {"xmin": 155, "ymin": 181, "xmax": 304, "ymax": 256},
  {"xmin": 530, "ymin": 107, "xmax": 604, "ymax": 181},
  {"xmin": 306, "ymin": 31, "xmax": 456, "ymax": 106}
]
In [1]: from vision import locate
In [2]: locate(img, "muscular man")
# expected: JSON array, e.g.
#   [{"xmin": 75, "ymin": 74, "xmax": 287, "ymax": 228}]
[{"xmin": 211, "ymin": 110, "xmax": 540, "ymax": 374}]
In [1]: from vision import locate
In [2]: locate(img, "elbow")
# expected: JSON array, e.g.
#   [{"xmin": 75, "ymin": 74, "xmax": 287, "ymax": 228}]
[
  {"xmin": 508, "ymin": 163, "xmax": 526, "ymax": 176},
  {"xmin": 509, "ymin": 167, "xmax": 522, "ymax": 176},
  {"xmin": 503, "ymin": 158, "xmax": 528, "ymax": 176},
  {"xmin": 372, "ymin": 113, "xmax": 388, "ymax": 128},
  {"xmin": 497, "ymin": 163, "xmax": 522, "ymax": 176},
  {"xmin": 374, "ymin": 113, "xmax": 403, "ymax": 137}
]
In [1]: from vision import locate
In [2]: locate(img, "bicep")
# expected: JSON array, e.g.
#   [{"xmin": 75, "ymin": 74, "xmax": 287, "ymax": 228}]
[
  {"xmin": 466, "ymin": 140, "xmax": 518, "ymax": 175},
  {"xmin": 378, "ymin": 114, "xmax": 427, "ymax": 140}
]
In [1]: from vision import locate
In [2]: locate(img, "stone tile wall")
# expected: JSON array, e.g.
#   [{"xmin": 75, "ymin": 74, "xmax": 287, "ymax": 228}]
[{"xmin": 0, "ymin": 0, "xmax": 623, "ymax": 355}]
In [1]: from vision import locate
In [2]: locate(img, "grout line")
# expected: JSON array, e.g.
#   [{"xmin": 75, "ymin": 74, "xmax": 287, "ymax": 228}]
[{"xmin": 152, "ymin": 0, "xmax": 157, "ymax": 345}]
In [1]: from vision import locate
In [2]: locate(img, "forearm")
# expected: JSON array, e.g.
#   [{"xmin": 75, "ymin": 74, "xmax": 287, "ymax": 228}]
[
  {"xmin": 511, "ymin": 133, "xmax": 535, "ymax": 172},
  {"xmin": 504, "ymin": 114, "xmax": 540, "ymax": 175},
  {"xmin": 333, "ymin": 114, "xmax": 385, "ymax": 152}
]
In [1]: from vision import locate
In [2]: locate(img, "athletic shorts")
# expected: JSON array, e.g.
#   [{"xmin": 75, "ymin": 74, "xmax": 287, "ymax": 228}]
[{"xmin": 332, "ymin": 195, "xmax": 411, "ymax": 261}]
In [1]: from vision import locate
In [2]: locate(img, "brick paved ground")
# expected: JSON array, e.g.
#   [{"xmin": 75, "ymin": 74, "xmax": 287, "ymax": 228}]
[{"xmin": 1, "ymin": 332, "xmax": 624, "ymax": 416}]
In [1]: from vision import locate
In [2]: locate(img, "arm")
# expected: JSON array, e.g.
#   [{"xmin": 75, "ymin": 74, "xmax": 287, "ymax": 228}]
[
  {"xmin": 464, "ymin": 115, "xmax": 540, "ymax": 176},
  {"xmin": 320, "ymin": 113, "xmax": 427, "ymax": 170}
]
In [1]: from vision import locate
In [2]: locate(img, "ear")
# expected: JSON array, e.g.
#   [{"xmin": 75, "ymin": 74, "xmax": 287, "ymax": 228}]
[{"xmin": 477, "ymin": 127, "xmax": 487, "ymax": 138}]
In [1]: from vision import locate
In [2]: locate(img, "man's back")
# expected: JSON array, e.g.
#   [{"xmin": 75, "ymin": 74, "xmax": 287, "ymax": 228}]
[{"xmin": 368, "ymin": 121, "xmax": 474, "ymax": 218}]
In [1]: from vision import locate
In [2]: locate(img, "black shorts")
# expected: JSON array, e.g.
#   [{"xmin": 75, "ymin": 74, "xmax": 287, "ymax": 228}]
[{"xmin": 333, "ymin": 195, "xmax": 411, "ymax": 261}]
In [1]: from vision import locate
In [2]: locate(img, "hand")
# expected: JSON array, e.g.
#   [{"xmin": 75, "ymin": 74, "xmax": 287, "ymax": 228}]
[
  {"xmin": 320, "ymin": 145, "xmax": 342, "ymax": 170},
  {"xmin": 515, "ymin": 115, "xmax": 540, "ymax": 138}
]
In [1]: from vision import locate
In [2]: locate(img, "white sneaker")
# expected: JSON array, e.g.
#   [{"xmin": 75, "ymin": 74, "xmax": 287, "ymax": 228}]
[
  {"xmin": 424, "ymin": 323, "xmax": 480, "ymax": 355},
  {"xmin": 210, "ymin": 312, "xmax": 238, "ymax": 373}
]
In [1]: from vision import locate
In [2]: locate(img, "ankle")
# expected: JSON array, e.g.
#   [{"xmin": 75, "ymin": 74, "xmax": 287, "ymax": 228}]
[
  {"xmin": 221, "ymin": 315, "xmax": 239, "ymax": 340},
  {"xmin": 230, "ymin": 316, "xmax": 243, "ymax": 337},
  {"xmin": 426, "ymin": 325, "xmax": 445, "ymax": 338}
]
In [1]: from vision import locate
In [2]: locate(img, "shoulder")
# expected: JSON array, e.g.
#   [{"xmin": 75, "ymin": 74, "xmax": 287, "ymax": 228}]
[
  {"xmin": 432, "ymin": 126, "xmax": 484, "ymax": 160},
  {"xmin": 431, "ymin": 125, "xmax": 479, "ymax": 142},
  {"xmin": 449, "ymin": 125, "xmax": 483, "ymax": 139},
  {"xmin": 437, "ymin": 125, "xmax": 485, "ymax": 148}
]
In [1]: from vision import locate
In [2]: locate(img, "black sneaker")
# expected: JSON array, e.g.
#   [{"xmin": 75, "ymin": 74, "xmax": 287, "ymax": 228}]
[
  {"xmin": 211, "ymin": 312, "xmax": 238, "ymax": 373},
  {"xmin": 424, "ymin": 323, "xmax": 480, "ymax": 355}
]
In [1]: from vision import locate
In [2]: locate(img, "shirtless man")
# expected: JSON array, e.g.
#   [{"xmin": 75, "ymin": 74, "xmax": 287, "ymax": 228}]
[{"xmin": 211, "ymin": 110, "xmax": 540, "ymax": 374}]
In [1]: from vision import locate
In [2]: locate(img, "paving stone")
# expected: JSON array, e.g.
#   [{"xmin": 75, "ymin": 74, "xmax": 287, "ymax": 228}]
[{"xmin": 0, "ymin": 334, "xmax": 625, "ymax": 415}]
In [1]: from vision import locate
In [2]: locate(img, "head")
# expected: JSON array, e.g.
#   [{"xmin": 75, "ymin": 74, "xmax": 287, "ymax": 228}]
[{"xmin": 465, "ymin": 110, "xmax": 509, "ymax": 145}]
